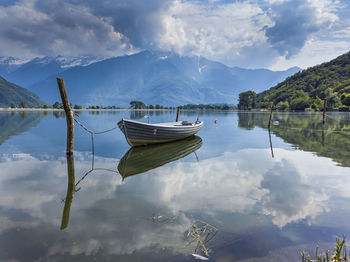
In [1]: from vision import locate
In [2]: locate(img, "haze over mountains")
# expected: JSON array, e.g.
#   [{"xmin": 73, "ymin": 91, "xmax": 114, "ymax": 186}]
[{"xmin": 0, "ymin": 51, "xmax": 300, "ymax": 107}]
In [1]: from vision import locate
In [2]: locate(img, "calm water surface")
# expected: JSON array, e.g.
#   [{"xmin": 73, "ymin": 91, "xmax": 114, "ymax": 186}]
[{"xmin": 1, "ymin": 110, "xmax": 350, "ymax": 262}]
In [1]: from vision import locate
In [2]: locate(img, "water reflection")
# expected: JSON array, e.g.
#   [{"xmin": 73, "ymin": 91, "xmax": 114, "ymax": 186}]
[
  {"xmin": 60, "ymin": 154, "xmax": 75, "ymax": 230},
  {"xmin": 0, "ymin": 111, "xmax": 47, "ymax": 145},
  {"xmin": 238, "ymin": 112, "xmax": 350, "ymax": 167},
  {"xmin": 118, "ymin": 136, "xmax": 202, "ymax": 178},
  {"xmin": 1, "ymin": 111, "xmax": 350, "ymax": 261},
  {"xmin": 130, "ymin": 110, "xmax": 147, "ymax": 119}
]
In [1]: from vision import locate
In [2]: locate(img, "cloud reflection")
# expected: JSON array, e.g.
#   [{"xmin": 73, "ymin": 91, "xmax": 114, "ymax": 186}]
[
  {"xmin": 145, "ymin": 148, "xmax": 342, "ymax": 227},
  {"xmin": 0, "ymin": 146, "xmax": 348, "ymax": 260}
]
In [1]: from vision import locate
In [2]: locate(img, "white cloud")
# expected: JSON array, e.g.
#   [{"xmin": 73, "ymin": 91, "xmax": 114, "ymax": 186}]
[
  {"xmin": 157, "ymin": 1, "xmax": 273, "ymax": 65},
  {"xmin": 137, "ymin": 147, "xmax": 349, "ymax": 228},
  {"xmin": 269, "ymin": 38, "xmax": 350, "ymax": 70}
]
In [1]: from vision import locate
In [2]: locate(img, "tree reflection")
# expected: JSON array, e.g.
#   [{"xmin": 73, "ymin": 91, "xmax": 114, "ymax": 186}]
[
  {"xmin": 130, "ymin": 110, "xmax": 147, "ymax": 119},
  {"xmin": 238, "ymin": 112, "xmax": 350, "ymax": 167}
]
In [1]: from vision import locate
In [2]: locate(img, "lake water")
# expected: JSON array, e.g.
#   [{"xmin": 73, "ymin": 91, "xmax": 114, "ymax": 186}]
[{"xmin": 1, "ymin": 110, "xmax": 350, "ymax": 262}]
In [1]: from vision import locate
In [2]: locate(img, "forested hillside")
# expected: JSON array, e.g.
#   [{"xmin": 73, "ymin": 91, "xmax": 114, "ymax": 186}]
[
  {"xmin": 0, "ymin": 76, "xmax": 45, "ymax": 108},
  {"xmin": 254, "ymin": 51, "xmax": 350, "ymax": 111}
]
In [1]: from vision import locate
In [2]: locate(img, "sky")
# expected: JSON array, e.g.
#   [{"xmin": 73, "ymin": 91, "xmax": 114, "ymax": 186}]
[{"xmin": 0, "ymin": 0, "xmax": 349, "ymax": 70}]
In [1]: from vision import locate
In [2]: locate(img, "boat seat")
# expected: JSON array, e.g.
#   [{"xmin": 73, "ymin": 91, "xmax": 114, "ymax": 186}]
[{"xmin": 182, "ymin": 121, "xmax": 195, "ymax": 125}]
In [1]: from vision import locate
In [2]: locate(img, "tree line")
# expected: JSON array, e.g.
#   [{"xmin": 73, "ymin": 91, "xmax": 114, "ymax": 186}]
[{"xmin": 24, "ymin": 100, "xmax": 234, "ymax": 110}]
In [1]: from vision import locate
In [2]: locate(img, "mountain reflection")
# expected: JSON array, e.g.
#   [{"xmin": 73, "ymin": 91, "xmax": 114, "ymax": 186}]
[
  {"xmin": 118, "ymin": 136, "xmax": 202, "ymax": 178},
  {"xmin": 0, "ymin": 111, "xmax": 47, "ymax": 145}
]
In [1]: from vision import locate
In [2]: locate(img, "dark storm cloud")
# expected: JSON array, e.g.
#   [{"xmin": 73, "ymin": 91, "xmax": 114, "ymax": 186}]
[
  {"xmin": 266, "ymin": 0, "xmax": 336, "ymax": 58},
  {"xmin": 76, "ymin": 0, "xmax": 173, "ymax": 48},
  {"xmin": 34, "ymin": 0, "xmax": 173, "ymax": 50},
  {"xmin": 0, "ymin": 0, "xmax": 175, "ymax": 57}
]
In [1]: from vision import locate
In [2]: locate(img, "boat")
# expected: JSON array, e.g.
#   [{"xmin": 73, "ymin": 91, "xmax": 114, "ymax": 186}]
[
  {"xmin": 118, "ymin": 136, "xmax": 202, "ymax": 179},
  {"xmin": 117, "ymin": 118, "xmax": 204, "ymax": 147}
]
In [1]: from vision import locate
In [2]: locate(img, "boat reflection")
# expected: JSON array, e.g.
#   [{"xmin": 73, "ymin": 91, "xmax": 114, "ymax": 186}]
[{"xmin": 118, "ymin": 136, "xmax": 202, "ymax": 179}]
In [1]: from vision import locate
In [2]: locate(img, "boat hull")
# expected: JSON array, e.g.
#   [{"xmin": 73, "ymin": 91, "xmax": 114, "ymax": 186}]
[{"xmin": 118, "ymin": 119, "xmax": 203, "ymax": 147}]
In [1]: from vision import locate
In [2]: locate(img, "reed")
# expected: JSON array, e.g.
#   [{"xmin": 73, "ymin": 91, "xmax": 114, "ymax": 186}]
[{"xmin": 300, "ymin": 237, "xmax": 347, "ymax": 262}]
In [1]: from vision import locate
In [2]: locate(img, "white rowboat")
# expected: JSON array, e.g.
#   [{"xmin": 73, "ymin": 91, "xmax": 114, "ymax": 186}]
[{"xmin": 118, "ymin": 118, "xmax": 204, "ymax": 147}]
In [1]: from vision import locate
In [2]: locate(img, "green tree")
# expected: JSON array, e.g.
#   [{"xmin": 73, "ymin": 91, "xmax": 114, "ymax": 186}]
[
  {"xmin": 222, "ymin": 104, "xmax": 230, "ymax": 110},
  {"xmin": 290, "ymin": 97, "xmax": 310, "ymax": 110},
  {"xmin": 341, "ymin": 93, "xmax": 350, "ymax": 110},
  {"xmin": 310, "ymin": 97, "xmax": 323, "ymax": 111},
  {"xmin": 19, "ymin": 101, "xmax": 27, "ymax": 108},
  {"xmin": 53, "ymin": 101, "xmax": 62, "ymax": 109},
  {"xmin": 74, "ymin": 104, "xmax": 83, "ymax": 109},
  {"xmin": 276, "ymin": 101, "xmax": 289, "ymax": 111},
  {"xmin": 238, "ymin": 91, "xmax": 256, "ymax": 110},
  {"xmin": 130, "ymin": 101, "xmax": 146, "ymax": 109},
  {"xmin": 323, "ymin": 88, "xmax": 341, "ymax": 109},
  {"xmin": 341, "ymin": 93, "xmax": 350, "ymax": 105},
  {"xmin": 289, "ymin": 91, "xmax": 311, "ymax": 111}
]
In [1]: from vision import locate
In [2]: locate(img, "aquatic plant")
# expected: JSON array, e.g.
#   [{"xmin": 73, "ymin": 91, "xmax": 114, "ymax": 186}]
[{"xmin": 300, "ymin": 237, "xmax": 347, "ymax": 262}]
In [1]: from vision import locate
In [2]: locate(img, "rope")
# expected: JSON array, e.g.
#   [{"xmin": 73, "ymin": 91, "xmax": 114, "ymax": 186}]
[
  {"xmin": 69, "ymin": 112, "xmax": 121, "ymax": 192},
  {"xmin": 325, "ymin": 113, "xmax": 350, "ymax": 122},
  {"xmin": 271, "ymin": 125, "xmax": 350, "ymax": 133},
  {"xmin": 73, "ymin": 113, "xmax": 119, "ymax": 135}
]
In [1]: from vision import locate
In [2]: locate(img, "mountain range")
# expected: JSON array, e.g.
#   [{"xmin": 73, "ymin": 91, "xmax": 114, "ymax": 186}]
[{"xmin": 0, "ymin": 51, "xmax": 300, "ymax": 107}]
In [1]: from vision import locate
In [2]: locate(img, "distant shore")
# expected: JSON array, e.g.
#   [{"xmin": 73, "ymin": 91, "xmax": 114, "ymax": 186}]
[{"xmin": 0, "ymin": 108, "xmax": 176, "ymax": 111}]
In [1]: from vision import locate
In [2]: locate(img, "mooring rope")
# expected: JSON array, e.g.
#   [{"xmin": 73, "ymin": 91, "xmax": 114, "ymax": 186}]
[
  {"xmin": 69, "ymin": 112, "xmax": 122, "ymax": 192},
  {"xmin": 73, "ymin": 112, "xmax": 120, "ymax": 135},
  {"xmin": 325, "ymin": 113, "xmax": 350, "ymax": 122}
]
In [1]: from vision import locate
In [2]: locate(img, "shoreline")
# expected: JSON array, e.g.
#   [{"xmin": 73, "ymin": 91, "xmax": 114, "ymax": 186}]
[{"xmin": 0, "ymin": 108, "xmax": 176, "ymax": 111}]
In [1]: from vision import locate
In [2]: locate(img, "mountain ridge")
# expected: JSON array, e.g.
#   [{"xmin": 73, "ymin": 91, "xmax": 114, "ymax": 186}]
[
  {"xmin": 256, "ymin": 51, "xmax": 350, "ymax": 110},
  {"xmin": 0, "ymin": 76, "xmax": 45, "ymax": 108},
  {"xmin": 0, "ymin": 51, "xmax": 301, "ymax": 107}
]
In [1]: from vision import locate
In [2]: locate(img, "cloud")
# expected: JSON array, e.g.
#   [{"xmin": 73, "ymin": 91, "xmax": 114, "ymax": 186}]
[
  {"xmin": 265, "ymin": 0, "xmax": 339, "ymax": 58},
  {"xmin": 143, "ymin": 148, "xmax": 332, "ymax": 229},
  {"xmin": 269, "ymin": 37, "xmax": 350, "ymax": 70},
  {"xmin": 0, "ymin": 0, "xmax": 347, "ymax": 69},
  {"xmin": 260, "ymin": 159, "xmax": 329, "ymax": 228},
  {"xmin": 0, "ymin": 0, "xmax": 134, "ymax": 57}
]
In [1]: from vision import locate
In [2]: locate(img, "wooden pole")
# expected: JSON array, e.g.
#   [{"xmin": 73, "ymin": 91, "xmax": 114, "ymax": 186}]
[
  {"xmin": 268, "ymin": 128, "xmax": 274, "ymax": 158},
  {"xmin": 57, "ymin": 78, "xmax": 74, "ymax": 154},
  {"xmin": 176, "ymin": 107, "xmax": 180, "ymax": 122},
  {"xmin": 268, "ymin": 103, "xmax": 274, "ymax": 158},
  {"xmin": 322, "ymin": 99, "xmax": 327, "ymax": 125},
  {"xmin": 268, "ymin": 104, "xmax": 273, "ymax": 130},
  {"xmin": 60, "ymin": 153, "xmax": 75, "ymax": 230}
]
